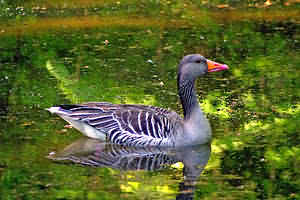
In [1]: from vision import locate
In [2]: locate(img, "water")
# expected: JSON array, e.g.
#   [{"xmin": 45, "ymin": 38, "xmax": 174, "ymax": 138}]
[
  {"xmin": 1, "ymin": 1, "xmax": 300, "ymax": 199},
  {"xmin": 48, "ymin": 138, "xmax": 211, "ymax": 199}
]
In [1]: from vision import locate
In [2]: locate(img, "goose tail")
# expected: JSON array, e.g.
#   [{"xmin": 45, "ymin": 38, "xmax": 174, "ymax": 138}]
[{"xmin": 46, "ymin": 106, "xmax": 71, "ymax": 115}]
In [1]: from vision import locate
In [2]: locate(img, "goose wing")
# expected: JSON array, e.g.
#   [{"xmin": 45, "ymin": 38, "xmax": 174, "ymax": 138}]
[{"xmin": 50, "ymin": 102, "xmax": 182, "ymax": 146}]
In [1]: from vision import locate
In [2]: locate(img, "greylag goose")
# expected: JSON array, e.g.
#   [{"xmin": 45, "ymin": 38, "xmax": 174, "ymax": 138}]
[{"xmin": 47, "ymin": 54, "xmax": 228, "ymax": 147}]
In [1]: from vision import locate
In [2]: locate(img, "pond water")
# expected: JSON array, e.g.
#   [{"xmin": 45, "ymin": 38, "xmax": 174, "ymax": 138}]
[{"xmin": 1, "ymin": 1, "xmax": 300, "ymax": 199}]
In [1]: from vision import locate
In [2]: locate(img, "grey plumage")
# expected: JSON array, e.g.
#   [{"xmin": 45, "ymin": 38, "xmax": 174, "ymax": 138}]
[
  {"xmin": 50, "ymin": 102, "xmax": 180, "ymax": 146},
  {"xmin": 47, "ymin": 54, "xmax": 228, "ymax": 147}
]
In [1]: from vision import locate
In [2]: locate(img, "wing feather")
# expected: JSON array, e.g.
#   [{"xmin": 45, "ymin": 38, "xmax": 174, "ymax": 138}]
[{"xmin": 53, "ymin": 102, "xmax": 181, "ymax": 146}]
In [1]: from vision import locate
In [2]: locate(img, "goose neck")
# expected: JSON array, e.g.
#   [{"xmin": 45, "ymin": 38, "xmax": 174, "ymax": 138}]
[{"xmin": 178, "ymin": 79, "xmax": 200, "ymax": 120}]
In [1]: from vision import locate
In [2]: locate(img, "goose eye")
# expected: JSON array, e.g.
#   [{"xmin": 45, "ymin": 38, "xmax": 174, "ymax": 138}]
[{"xmin": 195, "ymin": 60, "xmax": 202, "ymax": 63}]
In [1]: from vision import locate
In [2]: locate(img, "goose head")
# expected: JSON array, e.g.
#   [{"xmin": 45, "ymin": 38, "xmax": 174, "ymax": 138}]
[
  {"xmin": 178, "ymin": 54, "xmax": 228, "ymax": 83},
  {"xmin": 177, "ymin": 54, "xmax": 229, "ymax": 131}
]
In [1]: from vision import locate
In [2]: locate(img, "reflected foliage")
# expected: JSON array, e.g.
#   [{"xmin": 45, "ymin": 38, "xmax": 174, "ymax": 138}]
[
  {"xmin": 48, "ymin": 138, "xmax": 211, "ymax": 200},
  {"xmin": 0, "ymin": 0, "xmax": 300, "ymax": 199}
]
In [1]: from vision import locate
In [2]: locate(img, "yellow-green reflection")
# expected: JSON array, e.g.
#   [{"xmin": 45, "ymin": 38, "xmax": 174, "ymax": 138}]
[{"xmin": 1, "ymin": 1, "xmax": 300, "ymax": 200}]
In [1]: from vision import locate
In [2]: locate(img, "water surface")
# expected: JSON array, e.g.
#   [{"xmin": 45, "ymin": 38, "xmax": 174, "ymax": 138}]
[{"xmin": 1, "ymin": 1, "xmax": 300, "ymax": 199}]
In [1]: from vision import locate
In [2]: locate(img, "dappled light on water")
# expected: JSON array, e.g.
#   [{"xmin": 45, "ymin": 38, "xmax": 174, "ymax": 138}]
[
  {"xmin": 1, "ymin": 0, "xmax": 300, "ymax": 199},
  {"xmin": 48, "ymin": 138, "xmax": 210, "ymax": 199}
]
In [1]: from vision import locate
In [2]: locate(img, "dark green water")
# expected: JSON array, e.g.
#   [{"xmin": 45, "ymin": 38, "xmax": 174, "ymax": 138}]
[{"xmin": 1, "ymin": 1, "xmax": 300, "ymax": 199}]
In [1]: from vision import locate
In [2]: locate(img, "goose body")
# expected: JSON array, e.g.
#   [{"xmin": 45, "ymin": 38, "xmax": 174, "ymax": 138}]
[{"xmin": 47, "ymin": 54, "xmax": 228, "ymax": 147}]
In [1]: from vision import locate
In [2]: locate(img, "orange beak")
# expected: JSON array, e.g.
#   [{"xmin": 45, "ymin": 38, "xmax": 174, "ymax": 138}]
[{"xmin": 207, "ymin": 59, "xmax": 229, "ymax": 73}]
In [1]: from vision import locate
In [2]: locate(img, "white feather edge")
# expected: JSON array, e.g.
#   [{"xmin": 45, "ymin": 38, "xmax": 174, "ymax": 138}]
[
  {"xmin": 46, "ymin": 106, "xmax": 61, "ymax": 114},
  {"xmin": 46, "ymin": 106, "xmax": 106, "ymax": 140}
]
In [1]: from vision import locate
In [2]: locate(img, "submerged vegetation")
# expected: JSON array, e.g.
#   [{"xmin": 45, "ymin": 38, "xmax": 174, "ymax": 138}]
[{"xmin": 0, "ymin": 0, "xmax": 300, "ymax": 199}]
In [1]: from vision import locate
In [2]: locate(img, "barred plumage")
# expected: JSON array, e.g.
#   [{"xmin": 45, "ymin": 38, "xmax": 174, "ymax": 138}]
[{"xmin": 47, "ymin": 54, "xmax": 228, "ymax": 146}]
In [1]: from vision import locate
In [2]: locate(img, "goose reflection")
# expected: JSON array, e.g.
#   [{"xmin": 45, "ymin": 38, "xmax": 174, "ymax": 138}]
[{"xmin": 48, "ymin": 138, "xmax": 211, "ymax": 199}]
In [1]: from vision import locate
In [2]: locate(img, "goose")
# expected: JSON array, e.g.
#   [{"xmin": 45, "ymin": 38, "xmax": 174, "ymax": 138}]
[{"xmin": 47, "ymin": 54, "xmax": 228, "ymax": 147}]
